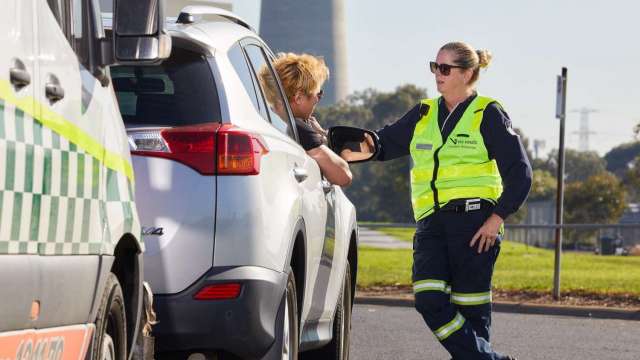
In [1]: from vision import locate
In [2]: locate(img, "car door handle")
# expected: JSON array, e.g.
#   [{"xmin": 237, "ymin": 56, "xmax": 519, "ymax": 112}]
[
  {"xmin": 10, "ymin": 67, "xmax": 31, "ymax": 89},
  {"xmin": 293, "ymin": 167, "xmax": 308, "ymax": 182},
  {"xmin": 45, "ymin": 82, "xmax": 65, "ymax": 103},
  {"xmin": 322, "ymin": 180, "xmax": 333, "ymax": 194}
]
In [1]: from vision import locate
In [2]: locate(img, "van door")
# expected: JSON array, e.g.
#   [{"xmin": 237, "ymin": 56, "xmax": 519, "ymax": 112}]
[
  {"xmin": 31, "ymin": 0, "xmax": 105, "ymax": 328},
  {"xmin": 0, "ymin": 0, "xmax": 40, "ymax": 332}
]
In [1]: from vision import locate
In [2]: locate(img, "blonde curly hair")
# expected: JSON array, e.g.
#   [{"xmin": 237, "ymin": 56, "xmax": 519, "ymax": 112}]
[{"xmin": 261, "ymin": 52, "xmax": 329, "ymax": 104}]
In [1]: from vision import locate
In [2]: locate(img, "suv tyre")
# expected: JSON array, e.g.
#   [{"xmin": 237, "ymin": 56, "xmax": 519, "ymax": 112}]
[{"xmin": 303, "ymin": 262, "xmax": 352, "ymax": 360}]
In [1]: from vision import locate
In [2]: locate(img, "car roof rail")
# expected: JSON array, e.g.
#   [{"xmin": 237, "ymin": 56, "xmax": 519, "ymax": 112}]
[{"xmin": 176, "ymin": 5, "xmax": 255, "ymax": 32}]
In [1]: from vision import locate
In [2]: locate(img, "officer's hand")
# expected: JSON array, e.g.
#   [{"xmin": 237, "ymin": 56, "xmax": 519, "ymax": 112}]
[{"xmin": 469, "ymin": 213, "xmax": 503, "ymax": 253}]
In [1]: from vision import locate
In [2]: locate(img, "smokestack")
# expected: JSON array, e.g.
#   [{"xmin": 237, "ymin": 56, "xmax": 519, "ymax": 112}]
[{"xmin": 260, "ymin": 0, "xmax": 348, "ymax": 104}]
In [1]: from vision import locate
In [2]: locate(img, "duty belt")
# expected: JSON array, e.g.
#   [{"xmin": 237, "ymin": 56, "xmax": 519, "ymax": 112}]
[{"xmin": 439, "ymin": 198, "xmax": 494, "ymax": 213}]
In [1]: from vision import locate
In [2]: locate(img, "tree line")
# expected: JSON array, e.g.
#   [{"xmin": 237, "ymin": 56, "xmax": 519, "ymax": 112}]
[{"xmin": 316, "ymin": 85, "xmax": 640, "ymax": 226}]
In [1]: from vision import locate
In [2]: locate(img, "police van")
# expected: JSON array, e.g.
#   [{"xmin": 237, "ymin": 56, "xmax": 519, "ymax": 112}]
[{"xmin": 0, "ymin": 0, "xmax": 169, "ymax": 359}]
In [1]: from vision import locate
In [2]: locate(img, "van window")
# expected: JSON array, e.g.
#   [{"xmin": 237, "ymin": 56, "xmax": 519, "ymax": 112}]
[
  {"xmin": 46, "ymin": 0, "xmax": 89, "ymax": 66},
  {"xmin": 47, "ymin": 0, "xmax": 69, "ymax": 31},
  {"xmin": 244, "ymin": 45, "xmax": 295, "ymax": 139},
  {"xmin": 111, "ymin": 47, "xmax": 221, "ymax": 127}
]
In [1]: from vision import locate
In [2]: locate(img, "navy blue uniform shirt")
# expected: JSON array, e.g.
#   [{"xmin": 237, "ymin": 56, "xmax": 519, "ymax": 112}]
[{"xmin": 375, "ymin": 93, "xmax": 532, "ymax": 220}]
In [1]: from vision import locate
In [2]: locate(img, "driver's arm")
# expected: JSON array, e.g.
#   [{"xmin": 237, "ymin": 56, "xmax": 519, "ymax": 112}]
[{"xmin": 307, "ymin": 145, "xmax": 353, "ymax": 186}]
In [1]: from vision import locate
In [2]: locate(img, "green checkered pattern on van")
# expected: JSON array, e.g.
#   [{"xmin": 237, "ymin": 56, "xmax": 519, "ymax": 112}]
[{"xmin": 0, "ymin": 99, "xmax": 139, "ymax": 255}]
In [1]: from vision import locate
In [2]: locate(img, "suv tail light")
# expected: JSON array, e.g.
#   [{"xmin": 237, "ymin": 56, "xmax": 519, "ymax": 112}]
[{"xmin": 129, "ymin": 123, "xmax": 269, "ymax": 175}]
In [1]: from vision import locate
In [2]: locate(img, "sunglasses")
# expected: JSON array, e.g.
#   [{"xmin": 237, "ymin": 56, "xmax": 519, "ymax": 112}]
[
  {"xmin": 429, "ymin": 61, "xmax": 465, "ymax": 76},
  {"xmin": 315, "ymin": 89, "xmax": 324, "ymax": 100}
]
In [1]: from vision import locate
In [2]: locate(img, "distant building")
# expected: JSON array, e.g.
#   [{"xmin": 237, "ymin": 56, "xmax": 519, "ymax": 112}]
[{"xmin": 260, "ymin": 0, "xmax": 348, "ymax": 105}]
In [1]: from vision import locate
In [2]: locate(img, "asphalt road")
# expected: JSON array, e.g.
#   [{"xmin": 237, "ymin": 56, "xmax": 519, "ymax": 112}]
[{"xmin": 349, "ymin": 304, "xmax": 640, "ymax": 360}]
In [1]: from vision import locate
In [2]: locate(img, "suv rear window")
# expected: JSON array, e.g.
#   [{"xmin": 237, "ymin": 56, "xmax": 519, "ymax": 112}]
[{"xmin": 111, "ymin": 47, "xmax": 221, "ymax": 127}]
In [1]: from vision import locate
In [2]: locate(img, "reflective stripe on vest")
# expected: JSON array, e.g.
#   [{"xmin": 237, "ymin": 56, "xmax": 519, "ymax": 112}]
[{"xmin": 409, "ymin": 96, "xmax": 503, "ymax": 221}]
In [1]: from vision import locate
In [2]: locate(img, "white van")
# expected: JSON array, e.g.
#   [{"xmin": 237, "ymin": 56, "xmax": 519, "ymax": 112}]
[{"xmin": 0, "ymin": 0, "xmax": 169, "ymax": 359}]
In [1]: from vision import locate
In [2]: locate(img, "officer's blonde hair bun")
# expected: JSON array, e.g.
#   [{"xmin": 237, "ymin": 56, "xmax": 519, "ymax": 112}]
[{"xmin": 476, "ymin": 49, "xmax": 492, "ymax": 69}]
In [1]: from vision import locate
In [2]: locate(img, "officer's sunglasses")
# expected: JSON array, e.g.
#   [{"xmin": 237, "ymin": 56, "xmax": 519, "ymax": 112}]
[{"xmin": 429, "ymin": 61, "xmax": 465, "ymax": 76}]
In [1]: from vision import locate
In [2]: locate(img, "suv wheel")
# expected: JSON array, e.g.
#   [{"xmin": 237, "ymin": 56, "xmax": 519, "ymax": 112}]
[
  {"xmin": 303, "ymin": 262, "xmax": 352, "ymax": 360},
  {"xmin": 282, "ymin": 268, "xmax": 299, "ymax": 360}
]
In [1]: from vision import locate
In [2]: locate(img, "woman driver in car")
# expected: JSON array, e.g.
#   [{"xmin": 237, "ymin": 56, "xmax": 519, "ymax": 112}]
[{"xmin": 258, "ymin": 52, "xmax": 352, "ymax": 187}]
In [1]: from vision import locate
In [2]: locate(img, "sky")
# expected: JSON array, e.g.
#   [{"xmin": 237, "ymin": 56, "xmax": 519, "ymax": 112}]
[{"xmin": 230, "ymin": 0, "xmax": 640, "ymax": 158}]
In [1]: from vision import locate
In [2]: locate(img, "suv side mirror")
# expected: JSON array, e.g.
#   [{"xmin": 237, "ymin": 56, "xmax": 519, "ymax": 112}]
[
  {"xmin": 328, "ymin": 126, "xmax": 380, "ymax": 163},
  {"xmin": 113, "ymin": 0, "xmax": 171, "ymax": 64}
]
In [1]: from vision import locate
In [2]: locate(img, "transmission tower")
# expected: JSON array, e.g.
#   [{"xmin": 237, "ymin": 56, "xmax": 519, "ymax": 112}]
[
  {"xmin": 533, "ymin": 139, "xmax": 546, "ymax": 159},
  {"xmin": 571, "ymin": 107, "xmax": 598, "ymax": 151}
]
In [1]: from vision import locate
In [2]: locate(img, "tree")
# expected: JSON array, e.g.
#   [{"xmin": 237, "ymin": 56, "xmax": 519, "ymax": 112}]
[
  {"xmin": 563, "ymin": 172, "xmax": 627, "ymax": 247},
  {"xmin": 529, "ymin": 169, "xmax": 557, "ymax": 201},
  {"xmin": 564, "ymin": 172, "xmax": 626, "ymax": 224},
  {"xmin": 603, "ymin": 141, "xmax": 640, "ymax": 177},
  {"xmin": 541, "ymin": 149, "xmax": 607, "ymax": 183},
  {"xmin": 315, "ymin": 85, "xmax": 428, "ymax": 222}
]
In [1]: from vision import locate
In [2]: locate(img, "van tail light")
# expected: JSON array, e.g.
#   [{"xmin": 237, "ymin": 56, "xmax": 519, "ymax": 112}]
[
  {"xmin": 128, "ymin": 123, "xmax": 269, "ymax": 175},
  {"xmin": 194, "ymin": 283, "xmax": 242, "ymax": 300}
]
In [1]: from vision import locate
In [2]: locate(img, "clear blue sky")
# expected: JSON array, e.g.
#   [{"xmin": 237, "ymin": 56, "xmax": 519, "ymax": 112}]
[{"xmin": 231, "ymin": 0, "xmax": 640, "ymax": 157}]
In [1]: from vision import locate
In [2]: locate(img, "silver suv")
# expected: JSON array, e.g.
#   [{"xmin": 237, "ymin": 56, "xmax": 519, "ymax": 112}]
[{"xmin": 111, "ymin": 7, "xmax": 358, "ymax": 360}]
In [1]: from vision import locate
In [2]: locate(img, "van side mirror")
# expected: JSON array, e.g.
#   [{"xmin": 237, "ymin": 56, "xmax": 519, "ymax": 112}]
[
  {"xmin": 113, "ymin": 0, "xmax": 171, "ymax": 64},
  {"xmin": 328, "ymin": 126, "xmax": 380, "ymax": 163}
]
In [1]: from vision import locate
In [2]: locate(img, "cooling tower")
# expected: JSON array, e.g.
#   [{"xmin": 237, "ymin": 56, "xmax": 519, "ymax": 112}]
[{"xmin": 260, "ymin": 0, "xmax": 348, "ymax": 104}]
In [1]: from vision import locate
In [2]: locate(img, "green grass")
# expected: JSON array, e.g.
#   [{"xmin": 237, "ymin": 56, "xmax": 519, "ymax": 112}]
[
  {"xmin": 375, "ymin": 227, "xmax": 415, "ymax": 243},
  {"xmin": 357, "ymin": 239, "xmax": 640, "ymax": 295}
]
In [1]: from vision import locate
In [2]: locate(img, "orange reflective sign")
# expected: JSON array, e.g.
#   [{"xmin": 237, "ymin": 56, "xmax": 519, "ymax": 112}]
[{"xmin": 0, "ymin": 324, "xmax": 94, "ymax": 360}]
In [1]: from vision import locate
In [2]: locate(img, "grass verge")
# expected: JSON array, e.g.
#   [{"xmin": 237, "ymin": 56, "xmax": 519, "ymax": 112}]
[{"xmin": 357, "ymin": 241, "xmax": 640, "ymax": 296}]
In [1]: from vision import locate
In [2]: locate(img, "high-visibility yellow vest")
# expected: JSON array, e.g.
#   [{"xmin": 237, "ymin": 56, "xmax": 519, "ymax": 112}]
[{"xmin": 409, "ymin": 95, "xmax": 503, "ymax": 221}]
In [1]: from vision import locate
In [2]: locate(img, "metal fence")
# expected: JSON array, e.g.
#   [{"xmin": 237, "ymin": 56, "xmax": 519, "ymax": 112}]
[{"xmin": 505, "ymin": 224, "xmax": 640, "ymax": 254}]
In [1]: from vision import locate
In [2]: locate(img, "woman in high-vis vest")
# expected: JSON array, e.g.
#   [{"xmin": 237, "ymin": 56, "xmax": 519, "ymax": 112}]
[{"xmin": 374, "ymin": 42, "xmax": 532, "ymax": 360}]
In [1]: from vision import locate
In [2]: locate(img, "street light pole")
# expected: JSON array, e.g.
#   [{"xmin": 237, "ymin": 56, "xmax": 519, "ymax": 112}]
[{"xmin": 553, "ymin": 67, "xmax": 568, "ymax": 300}]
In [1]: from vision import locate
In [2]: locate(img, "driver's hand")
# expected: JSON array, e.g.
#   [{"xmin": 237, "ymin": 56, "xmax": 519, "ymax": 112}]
[{"xmin": 308, "ymin": 116, "xmax": 327, "ymax": 136}]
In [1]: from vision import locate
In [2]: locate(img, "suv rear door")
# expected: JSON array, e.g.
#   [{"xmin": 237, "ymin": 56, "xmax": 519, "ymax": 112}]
[
  {"xmin": 213, "ymin": 39, "xmax": 324, "ymax": 273},
  {"xmin": 241, "ymin": 42, "xmax": 337, "ymax": 324}
]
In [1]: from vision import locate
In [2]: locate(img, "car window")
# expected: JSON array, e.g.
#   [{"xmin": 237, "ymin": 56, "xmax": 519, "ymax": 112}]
[
  {"xmin": 243, "ymin": 45, "xmax": 295, "ymax": 139},
  {"xmin": 111, "ymin": 47, "xmax": 221, "ymax": 127},
  {"xmin": 228, "ymin": 43, "xmax": 270, "ymax": 122}
]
